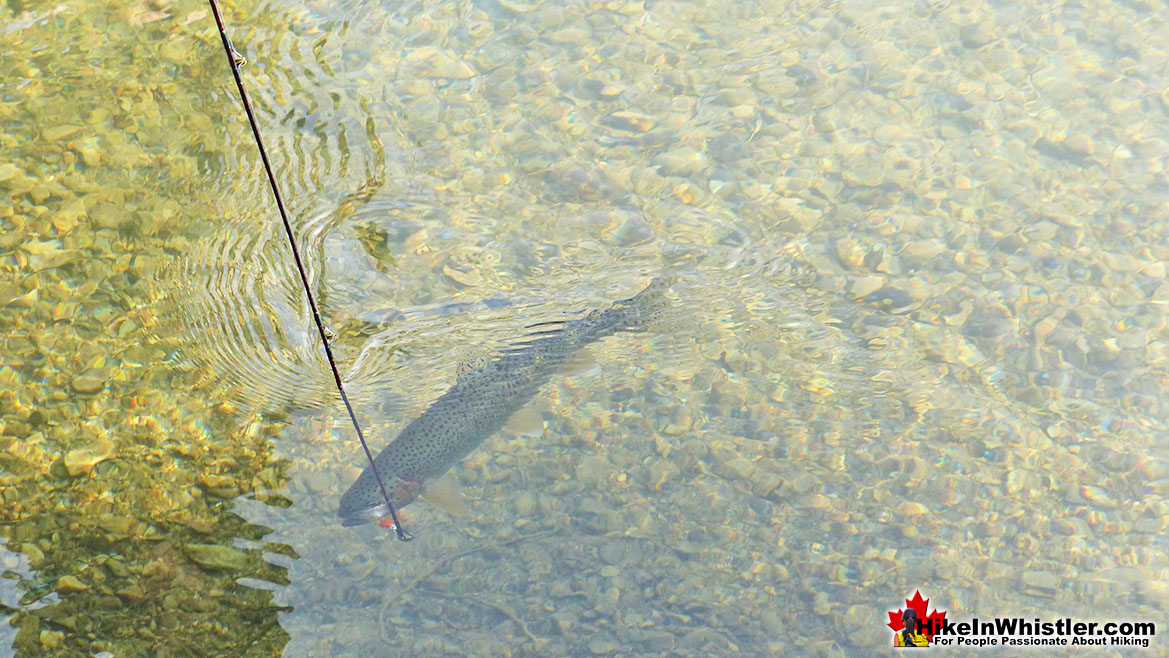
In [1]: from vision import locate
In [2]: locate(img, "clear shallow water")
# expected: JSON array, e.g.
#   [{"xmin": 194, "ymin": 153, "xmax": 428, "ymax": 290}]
[{"xmin": 2, "ymin": 0, "xmax": 1168, "ymax": 655}]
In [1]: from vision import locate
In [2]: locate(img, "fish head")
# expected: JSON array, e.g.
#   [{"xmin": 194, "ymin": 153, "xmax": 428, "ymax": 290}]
[{"xmin": 338, "ymin": 470, "xmax": 424, "ymax": 527}]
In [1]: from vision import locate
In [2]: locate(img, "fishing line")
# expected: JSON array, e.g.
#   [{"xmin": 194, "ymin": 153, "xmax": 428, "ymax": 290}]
[{"xmin": 206, "ymin": 0, "xmax": 411, "ymax": 541}]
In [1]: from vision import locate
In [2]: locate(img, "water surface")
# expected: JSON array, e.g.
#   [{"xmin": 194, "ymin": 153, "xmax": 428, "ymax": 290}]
[{"xmin": 2, "ymin": 0, "xmax": 1168, "ymax": 655}]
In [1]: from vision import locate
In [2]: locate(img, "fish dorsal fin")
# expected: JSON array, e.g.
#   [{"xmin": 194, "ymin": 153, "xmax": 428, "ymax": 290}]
[
  {"xmin": 504, "ymin": 405, "xmax": 545, "ymax": 437},
  {"xmin": 524, "ymin": 318, "xmax": 569, "ymax": 332},
  {"xmin": 420, "ymin": 474, "xmax": 470, "ymax": 517},
  {"xmin": 491, "ymin": 320, "xmax": 570, "ymax": 357},
  {"xmin": 455, "ymin": 352, "xmax": 491, "ymax": 382},
  {"xmin": 506, "ymin": 319, "xmax": 568, "ymax": 347}
]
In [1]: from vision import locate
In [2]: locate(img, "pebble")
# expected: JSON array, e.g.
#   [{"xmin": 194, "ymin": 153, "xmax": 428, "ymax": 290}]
[
  {"xmin": 729, "ymin": 104, "xmax": 755, "ymax": 119},
  {"xmin": 43, "ymin": 125, "xmax": 82, "ymax": 142},
  {"xmin": 56, "ymin": 575, "xmax": 89, "ymax": 591},
  {"xmin": 302, "ymin": 471, "xmax": 332, "ymax": 495},
  {"xmin": 749, "ymin": 470, "xmax": 782, "ymax": 497},
  {"xmin": 1079, "ymin": 485, "xmax": 1118, "ymax": 509},
  {"xmin": 442, "ymin": 264, "xmax": 482, "ymax": 288},
  {"xmin": 718, "ymin": 456, "xmax": 757, "ymax": 482},
  {"xmin": 512, "ymin": 491, "xmax": 536, "ymax": 516},
  {"xmin": 656, "ymin": 147, "xmax": 704, "ymax": 177},
  {"xmin": 900, "ymin": 239, "xmax": 945, "ymax": 262},
  {"xmin": 848, "ymin": 275, "xmax": 885, "ymax": 299},
  {"xmin": 552, "ymin": 612, "xmax": 574, "ymax": 633},
  {"xmin": 895, "ymin": 501, "xmax": 928, "ymax": 517},
  {"xmin": 40, "ymin": 630, "xmax": 65, "ymax": 649},
  {"xmin": 872, "ymin": 124, "xmax": 904, "ymax": 146},
  {"xmin": 2, "ymin": 3, "xmax": 1165, "ymax": 656},
  {"xmin": 1064, "ymin": 133, "xmax": 1094, "ymax": 157},
  {"xmin": 1021, "ymin": 570, "xmax": 1059, "ymax": 598},
  {"xmin": 89, "ymin": 203, "xmax": 128, "ymax": 230},
  {"xmin": 402, "ymin": 47, "xmax": 476, "ymax": 79},
  {"xmin": 786, "ymin": 472, "xmax": 819, "ymax": 495},
  {"xmin": 835, "ymin": 238, "xmax": 865, "ymax": 269},
  {"xmin": 184, "ymin": 544, "xmax": 250, "ymax": 571},
  {"xmin": 645, "ymin": 459, "xmax": 678, "ymax": 492},
  {"xmin": 587, "ymin": 632, "xmax": 619, "ymax": 655},
  {"xmin": 842, "ymin": 605, "xmax": 880, "ymax": 647},
  {"xmin": 71, "ymin": 372, "xmax": 106, "ymax": 394},
  {"xmin": 63, "ymin": 438, "xmax": 115, "ymax": 476},
  {"xmin": 547, "ymin": 27, "xmax": 589, "ymax": 46},
  {"xmin": 599, "ymin": 111, "xmax": 656, "ymax": 133},
  {"xmin": 499, "ymin": 0, "xmax": 539, "ymax": 11}
]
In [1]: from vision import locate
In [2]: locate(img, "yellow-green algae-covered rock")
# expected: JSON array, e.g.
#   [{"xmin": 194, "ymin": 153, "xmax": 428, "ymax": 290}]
[
  {"xmin": 62, "ymin": 438, "xmax": 114, "ymax": 476},
  {"xmin": 183, "ymin": 544, "xmax": 251, "ymax": 571}
]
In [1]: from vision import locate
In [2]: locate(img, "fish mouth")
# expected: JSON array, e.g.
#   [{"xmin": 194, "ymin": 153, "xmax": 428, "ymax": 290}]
[
  {"xmin": 339, "ymin": 502, "xmax": 391, "ymax": 527},
  {"xmin": 338, "ymin": 470, "xmax": 425, "ymax": 528},
  {"xmin": 338, "ymin": 476, "xmax": 423, "ymax": 527}
]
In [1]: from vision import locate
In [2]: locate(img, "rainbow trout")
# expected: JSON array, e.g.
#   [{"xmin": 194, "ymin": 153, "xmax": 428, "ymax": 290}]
[{"xmin": 338, "ymin": 276, "xmax": 671, "ymax": 527}]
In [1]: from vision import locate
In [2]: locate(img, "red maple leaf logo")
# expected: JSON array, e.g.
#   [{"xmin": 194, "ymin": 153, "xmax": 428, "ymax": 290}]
[{"xmin": 887, "ymin": 590, "xmax": 947, "ymax": 641}]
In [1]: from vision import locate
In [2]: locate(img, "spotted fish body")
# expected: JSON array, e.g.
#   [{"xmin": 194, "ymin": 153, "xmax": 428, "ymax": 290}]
[{"xmin": 338, "ymin": 277, "xmax": 671, "ymax": 527}]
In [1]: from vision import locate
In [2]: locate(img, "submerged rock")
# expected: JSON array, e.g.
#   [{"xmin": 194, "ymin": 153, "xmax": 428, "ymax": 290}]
[
  {"xmin": 63, "ymin": 438, "xmax": 115, "ymax": 476},
  {"xmin": 184, "ymin": 544, "xmax": 250, "ymax": 571}
]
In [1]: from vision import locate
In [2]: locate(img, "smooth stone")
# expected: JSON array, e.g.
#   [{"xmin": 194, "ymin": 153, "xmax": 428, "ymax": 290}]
[
  {"xmin": 896, "ymin": 501, "xmax": 928, "ymax": 517},
  {"xmin": 512, "ymin": 491, "xmax": 536, "ymax": 516},
  {"xmin": 588, "ymin": 632, "xmax": 619, "ymax": 655},
  {"xmin": 599, "ymin": 111, "xmax": 656, "ymax": 133},
  {"xmin": 1021, "ymin": 570, "xmax": 1059, "ymax": 597},
  {"xmin": 959, "ymin": 22, "xmax": 997, "ymax": 49},
  {"xmin": 40, "ymin": 630, "xmax": 65, "ymax": 649},
  {"xmin": 63, "ymin": 438, "xmax": 115, "ymax": 476},
  {"xmin": 657, "ymin": 148, "xmax": 704, "ymax": 177},
  {"xmin": 184, "ymin": 544, "xmax": 250, "ymax": 571},
  {"xmin": 71, "ymin": 373, "xmax": 105, "ymax": 394},
  {"xmin": 43, "ymin": 125, "xmax": 82, "ymax": 141},
  {"xmin": 900, "ymin": 239, "xmax": 945, "ymax": 262},
  {"xmin": 57, "ymin": 575, "xmax": 89, "ymax": 592},
  {"xmin": 848, "ymin": 275, "xmax": 885, "ymax": 299},
  {"xmin": 1080, "ymin": 485, "xmax": 1117, "ymax": 509}
]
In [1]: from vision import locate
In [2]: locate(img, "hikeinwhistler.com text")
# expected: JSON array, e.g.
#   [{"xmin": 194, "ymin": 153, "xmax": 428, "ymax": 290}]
[{"xmin": 919, "ymin": 617, "xmax": 1155, "ymax": 648}]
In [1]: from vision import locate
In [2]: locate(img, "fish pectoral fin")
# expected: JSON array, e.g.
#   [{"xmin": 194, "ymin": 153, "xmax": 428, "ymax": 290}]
[
  {"xmin": 504, "ymin": 405, "xmax": 545, "ymax": 437},
  {"xmin": 420, "ymin": 474, "xmax": 471, "ymax": 518},
  {"xmin": 560, "ymin": 347, "xmax": 600, "ymax": 378}
]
